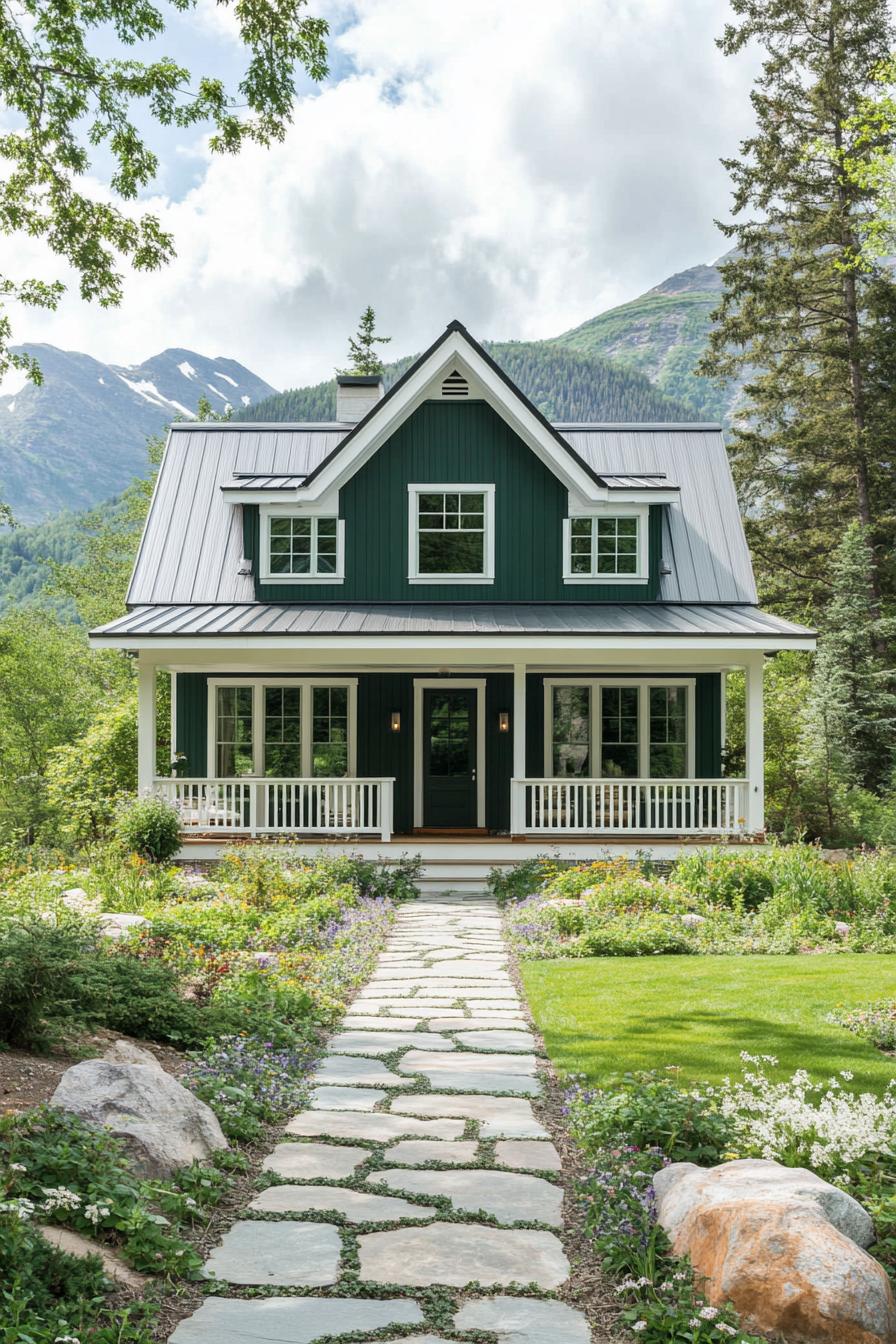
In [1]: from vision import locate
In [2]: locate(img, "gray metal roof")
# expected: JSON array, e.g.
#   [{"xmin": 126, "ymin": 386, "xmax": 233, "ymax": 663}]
[
  {"xmin": 599, "ymin": 473, "xmax": 676, "ymax": 491},
  {"xmin": 128, "ymin": 422, "xmax": 755, "ymax": 606},
  {"xmin": 95, "ymin": 602, "xmax": 814, "ymax": 640},
  {"xmin": 221, "ymin": 473, "xmax": 308, "ymax": 490}
]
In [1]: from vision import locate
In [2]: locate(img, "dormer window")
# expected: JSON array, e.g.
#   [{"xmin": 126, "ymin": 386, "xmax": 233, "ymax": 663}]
[
  {"xmin": 408, "ymin": 484, "xmax": 495, "ymax": 584},
  {"xmin": 261, "ymin": 510, "xmax": 345, "ymax": 583},
  {"xmin": 563, "ymin": 509, "xmax": 647, "ymax": 583}
]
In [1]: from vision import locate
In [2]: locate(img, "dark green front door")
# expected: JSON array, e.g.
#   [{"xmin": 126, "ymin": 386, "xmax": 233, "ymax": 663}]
[{"xmin": 422, "ymin": 689, "xmax": 478, "ymax": 828}]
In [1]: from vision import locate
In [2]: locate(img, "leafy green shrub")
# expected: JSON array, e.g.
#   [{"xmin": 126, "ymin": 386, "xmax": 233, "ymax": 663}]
[
  {"xmin": 566, "ymin": 1071, "xmax": 734, "ymax": 1163},
  {"xmin": 45, "ymin": 691, "xmax": 138, "ymax": 845},
  {"xmin": 79, "ymin": 949, "xmax": 210, "ymax": 1045},
  {"xmin": 0, "ymin": 917, "xmax": 97, "ymax": 1048},
  {"xmin": 115, "ymin": 794, "xmax": 181, "ymax": 862},
  {"xmin": 185, "ymin": 1035, "xmax": 314, "ymax": 1141},
  {"xmin": 579, "ymin": 912, "xmax": 694, "ymax": 957},
  {"xmin": 829, "ymin": 1000, "xmax": 896, "ymax": 1050},
  {"xmin": 674, "ymin": 846, "xmax": 775, "ymax": 911},
  {"xmin": 488, "ymin": 857, "xmax": 561, "ymax": 904}
]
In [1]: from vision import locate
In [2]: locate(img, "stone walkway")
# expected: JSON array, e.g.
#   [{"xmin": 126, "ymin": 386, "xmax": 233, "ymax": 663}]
[{"xmin": 170, "ymin": 895, "xmax": 592, "ymax": 1344}]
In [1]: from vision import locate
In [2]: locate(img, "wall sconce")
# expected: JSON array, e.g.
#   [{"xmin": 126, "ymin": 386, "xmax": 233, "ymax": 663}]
[
  {"xmin": 390, "ymin": 711, "xmax": 402, "ymax": 733},
  {"xmin": 498, "ymin": 711, "xmax": 510, "ymax": 733}
]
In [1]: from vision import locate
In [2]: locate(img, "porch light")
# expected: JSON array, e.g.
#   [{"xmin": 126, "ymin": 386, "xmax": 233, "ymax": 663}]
[
  {"xmin": 390, "ymin": 710, "xmax": 402, "ymax": 733},
  {"xmin": 498, "ymin": 711, "xmax": 510, "ymax": 733}
]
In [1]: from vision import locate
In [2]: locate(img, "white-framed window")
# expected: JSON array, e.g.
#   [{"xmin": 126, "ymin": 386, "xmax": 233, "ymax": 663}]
[
  {"xmin": 209, "ymin": 679, "xmax": 357, "ymax": 777},
  {"xmin": 260, "ymin": 508, "xmax": 345, "ymax": 583},
  {"xmin": 544, "ymin": 678, "xmax": 694, "ymax": 779},
  {"xmin": 562, "ymin": 508, "xmax": 647, "ymax": 583},
  {"xmin": 407, "ymin": 483, "xmax": 495, "ymax": 584}
]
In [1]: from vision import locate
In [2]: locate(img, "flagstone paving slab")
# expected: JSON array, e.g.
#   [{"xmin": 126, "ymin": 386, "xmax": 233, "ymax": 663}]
[
  {"xmin": 367, "ymin": 1168, "xmax": 563, "ymax": 1226},
  {"xmin": 391, "ymin": 1094, "xmax": 549, "ymax": 1138},
  {"xmin": 286, "ymin": 1110, "xmax": 466, "ymax": 1142},
  {"xmin": 169, "ymin": 1297, "xmax": 424, "ymax": 1343},
  {"xmin": 381, "ymin": 1139, "xmax": 480, "ymax": 1166},
  {"xmin": 202, "ymin": 1221, "xmax": 340, "ymax": 1286},
  {"xmin": 428, "ymin": 1015, "xmax": 528, "ymax": 1029},
  {"xmin": 328, "ymin": 1030, "xmax": 455, "ymax": 1054},
  {"xmin": 313, "ymin": 1055, "xmax": 413, "ymax": 1087},
  {"xmin": 249, "ymin": 1184, "xmax": 437, "ymax": 1222},
  {"xmin": 309, "ymin": 1086, "xmax": 387, "ymax": 1111},
  {"xmin": 398, "ymin": 1050, "xmax": 538, "ymax": 1076},
  {"xmin": 495, "ymin": 1140, "xmax": 563, "ymax": 1172},
  {"xmin": 357, "ymin": 1223, "xmax": 570, "ymax": 1289},
  {"xmin": 455, "ymin": 1030, "xmax": 538, "ymax": 1052},
  {"xmin": 454, "ymin": 1295, "xmax": 591, "ymax": 1344},
  {"xmin": 343, "ymin": 1015, "xmax": 431, "ymax": 1030},
  {"xmin": 262, "ymin": 1141, "xmax": 369, "ymax": 1180}
]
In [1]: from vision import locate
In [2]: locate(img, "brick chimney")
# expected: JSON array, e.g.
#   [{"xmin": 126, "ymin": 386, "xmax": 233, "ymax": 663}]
[{"xmin": 336, "ymin": 374, "xmax": 385, "ymax": 423}]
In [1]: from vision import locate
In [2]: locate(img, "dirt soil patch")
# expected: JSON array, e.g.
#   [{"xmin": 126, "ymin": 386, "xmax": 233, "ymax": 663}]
[{"xmin": 0, "ymin": 1029, "xmax": 188, "ymax": 1112}]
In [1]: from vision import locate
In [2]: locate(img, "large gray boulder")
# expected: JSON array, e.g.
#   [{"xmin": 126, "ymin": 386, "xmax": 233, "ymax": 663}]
[
  {"xmin": 51, "ymin": 1060, "xmax": 227, "ymax": 1178},
  {"xmin": 653, "ymin": 1159, "xmax": 896, "ymax": 1344},
  {"xmin": 653, "ymin": 1157, "xmax": 874, "ymax": 1248}
]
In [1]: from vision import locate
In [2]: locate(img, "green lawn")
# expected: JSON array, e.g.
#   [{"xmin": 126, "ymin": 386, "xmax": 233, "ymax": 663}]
[{"xmin": 521, "ymin": 954, "xmax": 896, "ymax": 1095}]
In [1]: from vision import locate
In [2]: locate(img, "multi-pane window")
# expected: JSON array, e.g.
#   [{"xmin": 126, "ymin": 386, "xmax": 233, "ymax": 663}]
[
  {"xmin": 649, "ymin": 686, "xmax": 688, "ymax": 777},
  {"xmin": 263, "ymin": 687, "xmax": 301, "ymax": 776},
  {"xmin": 216, "ymin": 686, "xmax": 254, "ymax": 776},
  {"xmin": 551, "ymin": 686, "xmax": 591, "ymax": 776},
  {"xmin": 312, "ymin": 686, "xmax": 349, "ymax": 776},
  {"xmin": 567, "ymin": 516, "xmax": 640, "ymax": 578},
  {"xmin": 213, "ymin": 682, "xmax": 352, "ymax": 777},
  {"xmin": 600, "ymin": 686, "xmax": 640, "ymax": 777},
  {"xmin": 416, "ymin": 491, "xmax": 486, "ymax": 575},
  {"xmin": 268, "ymin": 516, "xmax": 339, "ymax": 577},
  {"xmin": 548, "ymin": 682, "xmax": 691, "ymax": 780}
]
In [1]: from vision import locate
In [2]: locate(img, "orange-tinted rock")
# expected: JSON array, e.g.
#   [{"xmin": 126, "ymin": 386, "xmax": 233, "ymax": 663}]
[{"xmin": 670, "ymin": 1197, "xmax": 896, "ymax": 1344}]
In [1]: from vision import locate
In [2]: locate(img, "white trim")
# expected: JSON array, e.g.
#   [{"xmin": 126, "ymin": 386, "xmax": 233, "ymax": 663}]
[
  {"xmin": 259, "ymin": 506, "xmax": 345, "ymax": 584},
  {"xmin": 169, "ymin": 671, "xmax": 177, "ymax": 777},
  {"xmin": 407, "ymin": 483, "xmax": 495, "ymax": 584},
  {"xmin": 294, "ymin": 331, "xmax": 608, "ymax": 503},
  {"xmin": 93, "ymin": 632, "xmax": 816, "ymax": 654},
  {"xmin": 413, "ymin": 678, "xmax": 486, "ymax": 828},
  {"xmin": 543, "ymin": 676, "xmax": 696, "ymax": 780},
  {"xmin": 562, "ymin": 505, "xmax": 648, "ymax": 584},
  {"xmin": 206, "ymin": 677, "xmax": 358, "ymax": 779},
  {"xmin": 137, "ymin": 659, "xmax": 156, "ymax": 791}
]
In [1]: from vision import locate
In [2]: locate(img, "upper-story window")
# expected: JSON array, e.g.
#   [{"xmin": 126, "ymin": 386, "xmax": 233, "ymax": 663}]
[
  {"xmin": 563, "ymin": 510, "xmax": 646, "ymax": 583},
  {"xmin": 408, "ymin": 484, "xmax": 495, "ymax": 584},
  {"xmin": 261, "ymin": 511, "xmax": 345, "ymax": 583}
]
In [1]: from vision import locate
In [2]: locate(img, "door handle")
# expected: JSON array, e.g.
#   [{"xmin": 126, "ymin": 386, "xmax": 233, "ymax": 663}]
[{"xmin": 472, "ymin": 769, "xmax": 477, "ymax": 780}]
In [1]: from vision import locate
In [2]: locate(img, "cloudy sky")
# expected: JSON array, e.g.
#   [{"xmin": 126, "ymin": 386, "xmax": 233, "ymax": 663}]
[{"xmin": 1, "ymin": 0, "xmax": 760, "ymax": 388}]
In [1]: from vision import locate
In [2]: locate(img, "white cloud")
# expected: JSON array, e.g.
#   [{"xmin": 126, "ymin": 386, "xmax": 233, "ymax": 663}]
[{"xmin": 0, "ymin": 0, "xmax": 757, "ymax": 387}]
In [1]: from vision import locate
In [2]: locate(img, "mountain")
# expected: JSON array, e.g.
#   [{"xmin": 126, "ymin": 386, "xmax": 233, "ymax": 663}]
[
  {"xmin": 547, "ymin": 260, "xmax": 732, "ymax": 421},
  {"xmin": 0, "ymin": 345, "xmax": 277, "ymax": 522},
  {"xmin": 238, "ymin": 339, "xmax": 697, "ymax": 425}
]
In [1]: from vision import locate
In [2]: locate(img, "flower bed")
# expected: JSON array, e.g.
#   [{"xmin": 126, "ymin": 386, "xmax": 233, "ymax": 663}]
[
  {"xmin": 564, "ymin": 1055, "xmax": 896, "ymax": 1340},
  {"xmin": 500, "ymin": 846, "xmax": 896, "ymax": 958}
]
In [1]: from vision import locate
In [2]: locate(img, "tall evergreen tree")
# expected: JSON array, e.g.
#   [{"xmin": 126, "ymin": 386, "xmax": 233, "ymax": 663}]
[
  {"xmin": 344, "ymin": 306, "xmax": 391, "ymax": 376},
  {"xmin": 803, "ymin": 524, "xmax": 896, "ymax": 819},
  {"xmin": 699, "ymin": 0, "xmax": 896, "ymax": 613}
]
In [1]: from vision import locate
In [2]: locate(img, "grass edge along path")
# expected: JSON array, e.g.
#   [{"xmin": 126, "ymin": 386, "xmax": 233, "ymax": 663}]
[{"xmin": 521, "ymin": 952, "xmax": 896, "ymax": 1094}]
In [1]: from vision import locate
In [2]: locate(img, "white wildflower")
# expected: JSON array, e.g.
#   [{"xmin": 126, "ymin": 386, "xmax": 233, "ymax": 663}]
[
  {"xmin": 9, "ymin": 1162, "xmax": 26, "ymax": 1173},
  {"xmin": 84, "ymin": 1203, "xmax": 110, "ymax": 1225},
  {"xmin": 0, "ymin": 1197, "xmax": 35, "ymax": 1220},
  {"xmin": 717, "ymin": 1327, "xmax": 738, "ymax": 1338},
  {"xmin": 41, "ymin": 1186, "xmax": 82, "ymax": 1213},
  {"xmin": 631, "ymin": 1325, "xmax": 647, "ymax": 1335},
  {"xmin": 699, "ymin": 1305, "xmax": 719, "ymax": 1320}
]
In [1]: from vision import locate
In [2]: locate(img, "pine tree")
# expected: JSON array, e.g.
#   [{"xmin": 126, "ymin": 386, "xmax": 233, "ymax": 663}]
[
  {"xmin": 699, "ymin": 0, "xmax": 896, "ymax": 613},
  {"xmin": 344, "ymin": 306, "xmax": 391, "ymax": 376},
  {"xmin": 803, "ymin": 524, "xmax": 896, "ymax": 814}
]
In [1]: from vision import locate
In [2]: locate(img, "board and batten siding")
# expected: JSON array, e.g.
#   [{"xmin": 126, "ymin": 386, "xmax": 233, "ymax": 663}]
[
  {"xmin": 244, "ymin": 401, "xmax": 662, "ymax": 603},
  {"xmin": 174, "ymin": 670, "xmax": 723, "ymax": 833}
]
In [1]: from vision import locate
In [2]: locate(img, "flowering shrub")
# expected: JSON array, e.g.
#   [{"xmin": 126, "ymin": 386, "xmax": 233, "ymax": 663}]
[
  {"xmin": 713, "ymin": 1054, "xmax": 896, "ymax": 1178},
  {"xmin": 185, "ymin": 1035, "xmax": 315, "ymax": 1141},
  {"xmin": 501, "ymin": 844, "xmax": 896, "ymax": 959},
  {"xmin": 829, "ymin": 1000, "xmax": 896, "ymax": 1051}
]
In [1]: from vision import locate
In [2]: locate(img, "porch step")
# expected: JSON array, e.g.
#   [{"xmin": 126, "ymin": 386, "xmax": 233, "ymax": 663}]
[{"xmin": 412, "ymin": 857, "xmax": 517, "ymax": 896}]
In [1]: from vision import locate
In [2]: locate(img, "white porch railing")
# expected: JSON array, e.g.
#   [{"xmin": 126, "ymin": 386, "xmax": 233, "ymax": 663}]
[
  {"xmin": 511, "ymin": 778, "xmax": 748, "ymax": 835},
  {"xmin": 154, "ymin": 777, "xmax": 395, "ymax": 842}
]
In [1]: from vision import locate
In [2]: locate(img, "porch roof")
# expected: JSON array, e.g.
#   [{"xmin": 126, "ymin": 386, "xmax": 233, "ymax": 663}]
[{"xmin": 91, "ymin": 601, "xmax": 815, "ymax": 645}]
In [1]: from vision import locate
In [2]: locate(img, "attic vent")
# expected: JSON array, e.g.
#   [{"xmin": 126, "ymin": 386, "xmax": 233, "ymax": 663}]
[{"xmin": 441, "ymin": 369, "xmax": 469, "ymax": 398}]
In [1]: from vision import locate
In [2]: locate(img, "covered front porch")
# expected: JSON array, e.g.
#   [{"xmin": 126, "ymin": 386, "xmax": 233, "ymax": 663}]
[{"xmin": 134, "ymin": 650, "xmax": 768, "ymax": 846}]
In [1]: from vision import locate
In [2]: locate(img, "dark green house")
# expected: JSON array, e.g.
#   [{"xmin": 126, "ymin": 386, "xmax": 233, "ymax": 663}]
[{"xmin": 91, "ymin": 322, "xmax": 814, "ymax": 878}]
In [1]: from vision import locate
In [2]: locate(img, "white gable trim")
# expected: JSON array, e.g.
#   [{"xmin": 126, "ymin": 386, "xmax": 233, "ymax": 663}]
[{"xmin": 295, "ymin": 328, "xmax": 608, "ymax": 503}]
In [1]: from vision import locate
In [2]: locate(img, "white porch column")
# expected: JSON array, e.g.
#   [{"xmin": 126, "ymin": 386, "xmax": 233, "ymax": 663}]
[
  {"xmin": 744, "ymin": 653, "xmax": 765, "ymax": 833},
  {"xmin": 511, "ymin": 662, "xmax": 527, "ymax": 833},
  {"xmin": 137, "ymin": 658, "xmax": 157, "ymax": 794}
]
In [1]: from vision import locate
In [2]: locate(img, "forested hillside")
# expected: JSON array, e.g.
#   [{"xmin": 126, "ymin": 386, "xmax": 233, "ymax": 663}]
[
  {"xmin": 550, "ymin": 262, "xmax": 735, "ymax": 421},
  {"xmin": 238, "ymin": 338, "xmax": 698, "ymax": 424}
]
